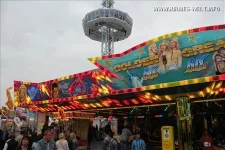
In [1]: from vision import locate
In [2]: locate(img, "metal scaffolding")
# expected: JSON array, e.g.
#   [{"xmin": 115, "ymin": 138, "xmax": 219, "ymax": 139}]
[{"xmin": 101, "ymin": 0, "xmax": 115, "ymax": 56}]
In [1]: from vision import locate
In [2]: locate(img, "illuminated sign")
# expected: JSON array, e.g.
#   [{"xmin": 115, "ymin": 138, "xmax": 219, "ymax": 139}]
[{"xmin": 95, "ymin": 29, "xmax": 225, "ymax": 89}]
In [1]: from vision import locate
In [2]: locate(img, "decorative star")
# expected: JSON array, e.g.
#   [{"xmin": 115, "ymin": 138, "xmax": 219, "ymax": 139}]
[
  {"xmin": 135, "ymin": 48, "xmax": 145, "ymax": 58},
  {"xmin": 188, "ymin": 34, "xmax": 199, "ymax": 43},
  {"xmin": 104, "ymin": 60, "xmax": 112, "ymax": 69}
]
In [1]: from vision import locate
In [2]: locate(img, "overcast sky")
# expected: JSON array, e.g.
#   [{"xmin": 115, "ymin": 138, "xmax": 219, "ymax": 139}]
[{"xmin": 0, "ymin": 0, "xmax": 224, "ymax": 107}]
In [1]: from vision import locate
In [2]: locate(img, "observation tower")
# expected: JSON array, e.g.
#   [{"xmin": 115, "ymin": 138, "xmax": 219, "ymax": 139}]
[{"xmin": 82, "ymin": 0, "xmax": 133, "ymax": 56}]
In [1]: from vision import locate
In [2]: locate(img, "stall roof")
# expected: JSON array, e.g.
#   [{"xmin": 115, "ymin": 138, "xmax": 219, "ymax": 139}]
[{"xmin": 26, "ymin": 80, "xmax": 225, "ymax": 113}]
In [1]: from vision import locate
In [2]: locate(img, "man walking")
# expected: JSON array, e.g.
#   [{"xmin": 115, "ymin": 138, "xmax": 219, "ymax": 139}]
[{"xmin": 38, "ymin": 130, "xmax": 57, "ymax": 150}]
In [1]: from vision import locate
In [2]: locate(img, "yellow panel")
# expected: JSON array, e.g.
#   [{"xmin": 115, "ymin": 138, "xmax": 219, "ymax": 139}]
[
  {"xmin": 166, "ymin": 34, "xmax": 172, "ymax": 38},
  {"xmin": 161, "ymin": 126, "xmax": 175, "ymax": 150},
  {"xmin": 87, "ymin": 58, "xmax": 96, "ymax": 63},
  {"xmin": 144, "ymin": 86, "xmax": 151, "ymax": 90},
  {"xmin": 176, "ymin": 31, "xmax": 181, "ymax": 36},
  {"xmin": 153, "ymin": 38, "xmax": 159, "ymax": 42},
  {"xmin": 149, "ymin": 40, "xmax": 153, "ymax": 44},
  {"xmin": 141, "ymin": 87, "xmax": 146, "ymax": 91}
]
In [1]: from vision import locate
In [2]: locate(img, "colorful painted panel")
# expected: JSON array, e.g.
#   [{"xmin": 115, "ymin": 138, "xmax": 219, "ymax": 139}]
[
  {"xmin": 93, "ymin": 29, "xmax": 225, "ymax": 90},
  {"xmin": 57, "ymin": 76, "xmax": 92, "ymax": 98},
  {"xmin": 14, "ymin": 81, "xmax": 50, "ymax": 103},
  {"xmin": 54, "ymin": 70, "xmax": 114, "ymax": 97},
  {"xmin": 14, "ymin": 69, "xmax": 114, "ymax": 103}
]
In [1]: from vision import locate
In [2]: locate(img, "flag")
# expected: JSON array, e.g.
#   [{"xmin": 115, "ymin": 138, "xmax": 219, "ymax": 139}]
[{"xmin": 6, "ymin": 87, "xmax": 14, "ymax": 110}]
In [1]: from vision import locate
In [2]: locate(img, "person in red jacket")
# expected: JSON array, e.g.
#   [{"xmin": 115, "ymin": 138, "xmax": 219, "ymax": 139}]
[{"xmin": 202, "ymin": 130, "xmax": 214, "ymax": 150}]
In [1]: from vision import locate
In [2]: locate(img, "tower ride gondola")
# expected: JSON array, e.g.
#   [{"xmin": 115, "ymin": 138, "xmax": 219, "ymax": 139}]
[{"xmin": 82, "ymin": 0, "xmax": 133, "ymax": 56}]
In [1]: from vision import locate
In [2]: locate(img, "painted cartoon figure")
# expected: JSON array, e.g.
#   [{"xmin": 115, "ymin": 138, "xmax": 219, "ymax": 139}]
[
  {"xmin": 169, "ymin": 37, "xmax": 182, "ymax": 70},
  {"xmin": 158, "ymin": 40, "xmax": 170, "ymax": 74},
  {"xmin": 213, "ymin": 48, "xmax": 225, "ymax": 75},
  {"xmin": 52, "ymin": 82, "xmax": 59, "ymax": 99},
  {"xmin": 148, "ymin": 43, "xmax": 159, "ymax": 60},
  {"xmin": 158, "ymin": 38, "xmax": 182, "ymax": 74},
  {"xmin": 127, "ymin": 70, "xmax": 143, "ymax": 88},
  {"xmin": 19, "ymin": 84, "xmax": 27, "ymax": 102},
  {"xmin": 28, "ymin": 86, "xmax": 38, "ymax": 100},
  {"xmin": 68, "ymin": 77, "xmax": 86, "ymax": 96},
  {"xmin": 58, "ymin": 82, "xmax": 70, "ymax": 96},
  {"xmin": 143, "ymin": 43, "xmax": 159, "ymax": 77}
]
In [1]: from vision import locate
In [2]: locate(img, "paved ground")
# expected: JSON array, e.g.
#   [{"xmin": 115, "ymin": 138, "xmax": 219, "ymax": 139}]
[{"xmin": 89, "ymin": 140, "xmax": 162, "ymax": 150}]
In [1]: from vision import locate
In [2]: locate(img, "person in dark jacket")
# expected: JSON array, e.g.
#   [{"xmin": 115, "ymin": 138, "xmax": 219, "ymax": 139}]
[
  {"xmin": 3, "ymin": 133, "xmax": 18, "ymax": 150},
  {"xmin": 104, "ymin": 122, "xmax": 112, "ymax": 135},
  {"xmin": 31, "ymin": 134, "xmax": 43, "ymax": 150},
  {"xmin": 1, "ymin": 128, "xmax": 9, "ymax": 148},
  {"xmin": 41, "ymin": 122, "xmax": 49, "ymax": 135},
  {"xmin": 108, "ymin": 131, "xmax": 118, "ymax": 150},
  {"xmin": 17, "ymin": 135, "xmax": 32, "ymax": 150},
  {"xmin": 68, "ymin": 132, "xmax": 78, "ymax": 150},
  {"xmin": 29, "ymin": 132, "xmax": 37, "ymax": 148},
  {"xmin": 88, "ymin": 125, "xmax": 94, "ymax": 149}
]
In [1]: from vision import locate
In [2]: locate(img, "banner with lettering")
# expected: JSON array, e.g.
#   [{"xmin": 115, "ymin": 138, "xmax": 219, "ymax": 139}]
[{"xmin": 96, "ymin": 29, "xmax": 225, "ymax": 90}]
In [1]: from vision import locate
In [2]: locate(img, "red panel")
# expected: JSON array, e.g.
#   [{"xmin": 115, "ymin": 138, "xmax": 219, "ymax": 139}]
[
  {"xmin": 127, "ymin": 48, "xmax": 133, "ymax": 53},
  {"xmin": 120, "ymin": 53, "xmax": 124, "ymax": 57},
  {"xmin": 122, "ymin": 89, "xmax": 129, "ymax": 94},
  {"xmin": 124, "ymin": 50, "xmax": 129, "ymax": 55},
  {"xmin": 111, "ymin": 91, "xmax": 116, "ymax": 94},
  {"xmin": 213, "ymin": 26, "xmax": 219, "ymax": 30},
  {"xmin": 140, "ymin": 42, "xmax": 146, "ymax": 47},
  {"xmin": 218, "ymin": 24, "xmax": 225, "ymax": 29},
  {"xmin": 199, "ymin": 27, "xmax": 206, "ymax": 31},
  {"xmin": 135, "ymin": 45, "xmax": 141, "ymax": 49},
  {"xmin": 210, "ymin": 76, "xmax": 218, "ymax": 81},
  {"xmin": 131, "ymin": 46, "xmax": 136, "ymax": 51},
  {"xmin": 131, "ymin": 88, "xmax": 138, "ymax": 92},
  {"xmin": 115, "ymin": 54, "xmax": 121, "ymax": 57},
  {"xmin": 193, "ymin": 28, "xmax": 200, "ymax": 32},
  {"xmin": 219, "ymin": 74, "xmax": 225, "ymax": 80},
  {"xmin": 114, "ymin": 91, "xmax": 119, "ymax": 94},
  {"xmin": 112, "ymin": 54, "xmax": 118, "ymax": 57},
  {"xmin": 102, "ymin": 55, "xmax": 109, "ymax": 59},
  {"xmin": 205, "ymin": 26, "xmax": 213, "ymax": 31}
]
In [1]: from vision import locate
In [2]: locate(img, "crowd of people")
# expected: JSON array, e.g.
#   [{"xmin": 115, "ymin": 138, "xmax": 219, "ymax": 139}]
[
  {"xmin": 101, "ymin": 122, "xmax": 146, "ymax": 150},
  {"xmin": 0, "ymin": 120, "xmax": 148, "ymax": 150},
  {"xmin": 0, "ymin": 124, "xmax": 80, "ymax": 150},
  {"xmin": 102, "ymin": 131, "xmax": 146, "ymax": 150}
]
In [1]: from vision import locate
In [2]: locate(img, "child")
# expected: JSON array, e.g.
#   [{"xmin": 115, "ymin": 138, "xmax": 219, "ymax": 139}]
[{"xmin": 131, "ymin": 132, "xmax": 146, "ymax": 150}]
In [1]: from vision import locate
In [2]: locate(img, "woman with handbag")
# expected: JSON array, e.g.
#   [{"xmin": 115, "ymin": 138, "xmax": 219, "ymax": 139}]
[{"xmin": 56, "ymin": 133, "xmax": 69, "ymax": 150}]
